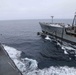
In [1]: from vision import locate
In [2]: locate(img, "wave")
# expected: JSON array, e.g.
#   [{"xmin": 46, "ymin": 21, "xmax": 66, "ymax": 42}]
[
  {"xmin": 3, "ymin": 45, "xmax": 38, "ymax": 74},
  {"xmin": 45, "ymin": 35, "xmax": 76, "ymax": 57},
  {"xmin": 3, "ymin": 45, "xmax": 76, "ymax": 75},
  {"xmin": 26, "ymin": 66, "xmax": 76, "ymax": 75}
]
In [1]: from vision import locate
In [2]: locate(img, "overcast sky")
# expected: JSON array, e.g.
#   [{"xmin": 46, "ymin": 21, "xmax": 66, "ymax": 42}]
[{"xmin": 0, "ymin": 0, "xmax": 76, "ymax": 20}]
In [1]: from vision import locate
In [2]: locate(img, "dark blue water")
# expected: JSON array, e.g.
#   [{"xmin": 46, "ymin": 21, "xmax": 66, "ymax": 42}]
[{"xmin": 0, "ymin": 19, "xmax": 76, "ymax": 69}]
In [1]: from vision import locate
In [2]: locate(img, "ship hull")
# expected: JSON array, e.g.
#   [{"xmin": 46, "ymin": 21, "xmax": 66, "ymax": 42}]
[{"xmin": 39, "ymin": 22, "xmax": 76, "ymax": 44}]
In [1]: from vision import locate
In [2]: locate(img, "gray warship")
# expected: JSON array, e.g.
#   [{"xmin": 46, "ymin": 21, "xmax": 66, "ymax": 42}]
[{"xmin": 39, "ymin": 13, "xmax": 76, "ymax": 44}]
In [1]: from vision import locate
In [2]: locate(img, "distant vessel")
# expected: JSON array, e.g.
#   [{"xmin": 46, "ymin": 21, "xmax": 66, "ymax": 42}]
[{"xmin": 39, "ymin": 13, "xmax": 76, "ymax": 44}]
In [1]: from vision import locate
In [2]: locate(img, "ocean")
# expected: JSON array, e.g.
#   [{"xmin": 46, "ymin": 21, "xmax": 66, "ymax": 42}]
[{"xmin": 0, "ymin": 19, "xmax": 76, "ymax": 75}]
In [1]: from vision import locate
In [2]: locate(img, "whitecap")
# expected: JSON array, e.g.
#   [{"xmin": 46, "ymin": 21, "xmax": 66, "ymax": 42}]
[
  {"xmin": 45, "ymin": 35, "xmax": 51, "ymax": 40},
  {"xmin": 3, "ymin": 45, "xmax": 21, "ymax": 59},
  {"xmin": 26, "ymin": 66, "xmax": 76, "ymax": 75}
]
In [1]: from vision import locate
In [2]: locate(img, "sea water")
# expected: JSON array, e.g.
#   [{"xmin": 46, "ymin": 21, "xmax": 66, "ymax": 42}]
[{"xmin": 0, "ymin": 19, "xmax": 76, "ymax": 75}]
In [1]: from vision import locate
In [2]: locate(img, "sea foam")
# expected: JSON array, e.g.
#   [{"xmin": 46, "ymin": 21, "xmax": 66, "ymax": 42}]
[
  {"xmin": 3, "ymin": 45, "xmax": 76, "ymax": 75},
  {"xmin": 45, "ymin": 35, "xmax": 51, "ymax": 40},
  {"xmin": 3, "ymin": 45, "xmax": 38, "ymax": 74}
]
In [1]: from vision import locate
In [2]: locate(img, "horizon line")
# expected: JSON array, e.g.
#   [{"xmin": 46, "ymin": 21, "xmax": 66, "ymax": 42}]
[{"xmin": 0, "ymin": 18, "xmax": 73, "ymax": 21}]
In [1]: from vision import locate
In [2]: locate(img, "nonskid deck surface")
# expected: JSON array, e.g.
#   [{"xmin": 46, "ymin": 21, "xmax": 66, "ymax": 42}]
[{"xmin": 0, "ymin": 44, "xmax": 22, "ymax": 75}]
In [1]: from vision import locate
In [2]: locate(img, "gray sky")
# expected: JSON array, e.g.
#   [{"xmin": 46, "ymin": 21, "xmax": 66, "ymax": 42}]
[{"xmin": 0, "ymin": 0, "xmax": 76, "ymax": 20}]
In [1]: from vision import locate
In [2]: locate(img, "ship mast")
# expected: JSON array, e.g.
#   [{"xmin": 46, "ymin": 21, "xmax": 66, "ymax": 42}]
[
  {"xmin": 51, "ymin": 16, "xmax": 54, "ymax": 23},
  {"xmin": 72, "ymin": 12, "xmax": 76, "ymax": 27}
]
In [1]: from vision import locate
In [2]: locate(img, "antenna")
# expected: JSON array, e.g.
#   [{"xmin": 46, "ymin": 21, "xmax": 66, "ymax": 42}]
[{"xmin": 51, "ymin": 16, "xmax": 54, "ymax": 23}]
